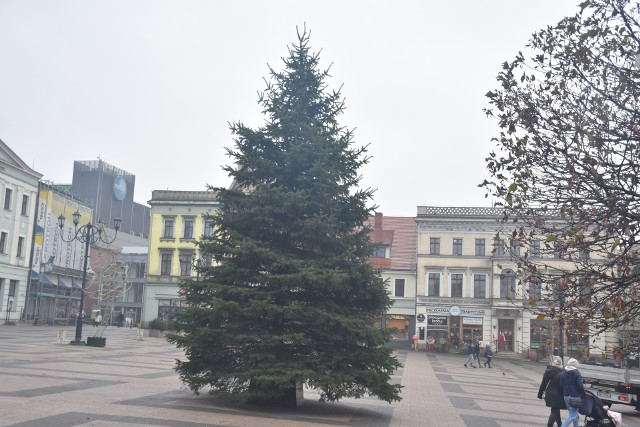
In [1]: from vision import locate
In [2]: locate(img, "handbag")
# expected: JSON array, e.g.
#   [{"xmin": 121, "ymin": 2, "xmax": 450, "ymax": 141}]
[{"xmin": 569, "ymin": 397, "xmax": 583, "ymax": 408}]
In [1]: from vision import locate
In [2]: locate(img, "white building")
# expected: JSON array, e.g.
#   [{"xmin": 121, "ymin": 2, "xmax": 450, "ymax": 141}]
[{"xmin": 0, "ymin": 139, "xmax": 42, "ymax": 323}]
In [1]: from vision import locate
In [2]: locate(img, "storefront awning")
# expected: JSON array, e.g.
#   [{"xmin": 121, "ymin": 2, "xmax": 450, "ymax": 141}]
[
  {"xmin": 39, "ymin": 274, "xmax": 57, "ymax": 286},
  {"xmin": 58, "ymin": 276, "xmax": 73, "ymax": 288},
  {"xmin": 72, "ymin": 278, "xmax": 83, "ymax": 289}
]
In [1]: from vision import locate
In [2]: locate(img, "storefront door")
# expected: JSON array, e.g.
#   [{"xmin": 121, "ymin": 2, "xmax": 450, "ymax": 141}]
[{"xmin": 498, "ymin": 319, "xmax": 515, "ymax": 352}]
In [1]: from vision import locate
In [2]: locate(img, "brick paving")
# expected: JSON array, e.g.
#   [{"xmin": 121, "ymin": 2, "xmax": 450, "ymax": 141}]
[{"xmin": 1, "ymin": 325, "xmax": 640, "ymax": 427}]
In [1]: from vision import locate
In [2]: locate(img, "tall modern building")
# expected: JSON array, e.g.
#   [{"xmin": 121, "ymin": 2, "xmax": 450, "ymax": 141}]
[
  {"xmin": 0, "ymin": 139, "xmax": 42, "ymax": 324},
  {"xmin": 58, "ymin": 159, "xmax": 150, "ymax": 239}
]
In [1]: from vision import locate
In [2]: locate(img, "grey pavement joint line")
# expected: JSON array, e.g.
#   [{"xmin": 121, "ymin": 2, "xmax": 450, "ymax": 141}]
[
  {"xmin": 3, "ymin": 411, "xmax": 231, "ymax": 427},
  {"xmin": 0, "ymin": 379, "xmax": 121, "ymax": 398}
]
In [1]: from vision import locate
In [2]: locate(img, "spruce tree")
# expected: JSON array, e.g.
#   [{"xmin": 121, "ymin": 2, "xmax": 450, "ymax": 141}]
[{"xmin": 168, "ymin": 27, "xmax": 402, "ymax": 407}]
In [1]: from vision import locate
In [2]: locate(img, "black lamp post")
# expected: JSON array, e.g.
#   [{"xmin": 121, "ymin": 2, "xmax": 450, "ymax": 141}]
[{"xmin": 58, "ymin": 211, "xmax": 121, "ymax": 345}]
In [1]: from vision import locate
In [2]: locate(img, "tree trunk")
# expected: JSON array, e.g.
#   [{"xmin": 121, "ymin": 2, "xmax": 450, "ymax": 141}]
[{"xmin": 248, "ymin": 380, "xmax": 304, "ymax": 408}]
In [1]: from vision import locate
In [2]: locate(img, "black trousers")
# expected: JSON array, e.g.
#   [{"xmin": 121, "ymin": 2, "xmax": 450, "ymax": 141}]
[{"xmin": 547, "ymin": 407, "xmax": 561, "ymax": 427}]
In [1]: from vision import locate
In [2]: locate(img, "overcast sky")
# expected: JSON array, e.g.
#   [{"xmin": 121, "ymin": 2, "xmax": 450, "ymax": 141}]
[{"xmin": 0, "ymin": 0, "xmax": 581, "ymax": 216}]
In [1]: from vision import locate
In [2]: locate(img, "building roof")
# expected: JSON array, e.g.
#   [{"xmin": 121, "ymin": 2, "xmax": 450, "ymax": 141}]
[
  {"xmin": 121, "ymin": 246, "xmax": 148, "ymax": 255},
  {"xmin": 365, "ymin": 213, "xmax": 416, "ymax": 271},
  {"xmin": 148, "ymin": 190, "xmax": 220, "ymax": 205}
]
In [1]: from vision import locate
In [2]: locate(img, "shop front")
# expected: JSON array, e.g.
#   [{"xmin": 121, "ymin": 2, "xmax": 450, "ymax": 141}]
[{"xmin": 419, "ymin": 298, "xmax": 490, "ymax": 353}]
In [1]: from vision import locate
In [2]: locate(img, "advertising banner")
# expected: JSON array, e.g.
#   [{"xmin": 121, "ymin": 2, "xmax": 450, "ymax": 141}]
[{"xmin": 31, "ymin": 188, "xmax": 92, "ymax": 277}]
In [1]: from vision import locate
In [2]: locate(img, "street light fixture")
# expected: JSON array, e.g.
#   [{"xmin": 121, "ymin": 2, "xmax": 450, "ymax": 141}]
[{"xmin": 58, "ymin": 211, "xmax": 121, "ymax": 345}]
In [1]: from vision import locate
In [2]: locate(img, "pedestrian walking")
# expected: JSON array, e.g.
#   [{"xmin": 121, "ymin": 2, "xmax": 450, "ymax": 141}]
[
  {"xmin": 560, "ymin": 358, "xmax": 585, "ymax": 427},
  {"xmin": 117, "ymin": 312, "xmax": 125, "ymax": 328},
  {"xmin": 464, "ymin": 341, "xmax": 476, "ymax": 368},
  {"xmin": 538, "ymin": 356, "xmax": 566, "ymax": 427},
  {"xmin": 474, "ymin": 340, "xmax": 483, "ymax": 368},
  {"xmin": 412, "ymin": 332, "xmax": 419, "ymax": 351},
  {"xmin": 483, "ymin": 342, "xmax": 493, "ymax": 368}
]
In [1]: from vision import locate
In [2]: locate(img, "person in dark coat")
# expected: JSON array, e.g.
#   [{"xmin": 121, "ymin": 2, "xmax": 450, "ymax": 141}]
[
  {"xmin": 474, "ymin": 340, "xmax": 483, "ymax": 368},
  {"xmin": 464, "ymin": 341, "xmax": 477, "ymax": 368},
  {"xmin": 559, "ymin": 358, "xmax": 585, "ymax": 427},
  {"xmin": 483, "ymin": 342, "xmax": 493, "ymax": 368},
  {"xmin": 538, "ymin": 356, "xmax": 566, "ymax": 427}
]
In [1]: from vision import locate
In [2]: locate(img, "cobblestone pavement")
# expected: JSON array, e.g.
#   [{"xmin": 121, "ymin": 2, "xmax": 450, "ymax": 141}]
[{"xmin": 1, "ymin": 325, "xmax": 639, "ymax": 427}]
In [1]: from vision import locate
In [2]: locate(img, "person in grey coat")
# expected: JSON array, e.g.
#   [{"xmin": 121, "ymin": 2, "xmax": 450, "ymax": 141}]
[{"xmin": 538, "ymin": 356, "xmax": 566, "ymax": 427}]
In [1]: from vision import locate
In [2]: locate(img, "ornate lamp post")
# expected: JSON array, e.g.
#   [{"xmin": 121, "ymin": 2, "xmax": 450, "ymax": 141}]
[{"xmin": 58, "ymin": 210, "xmax": 121, "ymax": 345}]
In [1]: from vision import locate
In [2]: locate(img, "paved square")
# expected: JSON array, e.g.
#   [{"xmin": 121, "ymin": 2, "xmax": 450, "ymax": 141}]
[{"xmin": 1, "ymin": 325, "xmax": 639, "ymax": 426}]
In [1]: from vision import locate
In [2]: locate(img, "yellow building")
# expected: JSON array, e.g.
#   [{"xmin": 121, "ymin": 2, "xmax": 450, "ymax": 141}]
[{"xmin": 142, "ymin": 190, "xmax": 219, "ymax": 325}]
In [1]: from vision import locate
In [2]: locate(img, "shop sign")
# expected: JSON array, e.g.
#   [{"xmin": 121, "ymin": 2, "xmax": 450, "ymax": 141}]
[
  {"xmin": 449, "ymin": 305, "xmax": 461, "ymax": 316},
  {"xmin": 463, "ymin": 317, "xmax": 483, "ymax": 325},
  {"xmin": 427, "ymin": 315, "xmax": 448, "ymax": 326},
  {"xmin": 417, "ymin": 313, "xmax": 426, "ymax": 322}
]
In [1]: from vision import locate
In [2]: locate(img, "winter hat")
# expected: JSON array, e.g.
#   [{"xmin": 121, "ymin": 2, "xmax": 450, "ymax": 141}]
[
  {"xmin": 551, "ymin": 356, "xmax": 563, "ymax": 368},
  {"xmin": 566, "ymin": 358, "xmax": 580, "ymax": 369}
]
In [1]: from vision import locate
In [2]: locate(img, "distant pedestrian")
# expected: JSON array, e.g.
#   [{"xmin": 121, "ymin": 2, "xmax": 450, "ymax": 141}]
[
  {"xmin": 474, "ymin": 340, "xmax": 483, "ymax": 368},
  {"xmin": 538, "ymin": 356, "xmax": 566, "ymax": 427},
  {"xmin": 94, "ymin": 313, "xmax": 102, "ymax": 327},
  {"xmin": 117, "ymin": 312, "xmax": 125, "ymax": 328},
  {"xmin": 412, "ymin": 333, "xmax": 419, "ymax": 351},
  {"xmin": 464, "ymin": 341, "xmax": 476, "ymax": 368},
  {"xmin": 483, "ymin": 342, "xmax": 493, "ymax": 368},
  {"xmin": 560, "ymin": 358, "xmax": 585, "ymax": 427}
]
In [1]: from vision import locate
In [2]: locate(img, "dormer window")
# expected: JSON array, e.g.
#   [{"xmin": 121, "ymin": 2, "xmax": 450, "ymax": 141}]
[{"xmin": 372, "ymin": 245, "xmax": 387, "ymax": 258}]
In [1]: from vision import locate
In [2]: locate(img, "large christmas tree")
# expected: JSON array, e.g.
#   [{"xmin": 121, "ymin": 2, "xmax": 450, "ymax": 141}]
[{"xmin": 169, "ymin": 28, "xmax": 402, "ymax": 408}]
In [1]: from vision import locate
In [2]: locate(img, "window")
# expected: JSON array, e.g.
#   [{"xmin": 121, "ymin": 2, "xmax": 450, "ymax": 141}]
[
  {"xmin": 529, "ymin": 276, "xmax": 543, "ymax": 301},
  {"xmin": 452, "ymin": 238, "xmax": 463, "ymax": 256},
  {"xmin": 500, "ymin": 269, "xmax": 516, "ymax": 299},
  {"xmin": 183, "ymin": 218, "xmax": 194, "ymax": 239},
  {"xmin": 372, "ymin": 245, "xmax": 386, "ymax": 258},
  {"xmin": 577, "ymin": 277, "xmax": 592, "ymax": 300},
  {"xmin": 475, "ymin": 239, "xmax": 485, "ymax": 256},
  {"xmin": 473, "ymin": 274, "xmax": 486, "ymax": 298},
  {"xmin": 0, "ymin": 232, "xmax": 7, "ymax": 253},
  {"xmin": 554, "ymin": 242, "xmax": 567, "ymax": 259},
  {"xmin": 160, "ymin": 253, "xmax": 172, "ymax": 275},
  {"xmin": 579, "ymin": 247, "xmax": 590, "ymax": 261},
  {"xmin": 493, "ymin": 238, "xmax": 505, "ymax": 256},
  {"xmin": 4, "ymin": 188, "xmax": 12, "ymax": 210},
  {"xmin": 163, "ymin": 218, "xmax": 174, "ymax": 238},
  {"xmin": 21, "ymin": 195, "xmax": 29, "ymax": 216},
  {"xmin": 199, "ymin": 253, "xmax": 212, "ymax": 268},
  {"xmin": 450, "ymin": 273, "xmax": 463, "ymax": 297},
  {"xmin": 531, "ymin": 240, "xmax": 541, "ymax": 258},
  {"xmin": 9, "ymin": 279, "xmax": 17, "ymax": 297},
  {"xmin": 129, "ymin": 262, "xmax": 146, "ymax": 279},
  {"xmin": 394, "ymin": 279, "xmax": 405, "ymax": 297},
  {"xmin": 511, "ymin": 240, "xmax": 521, "ymax": 256},
  {"xmin": 203, "ymin": 220, "xmax": 214, "ymax": 237},
  {"xmin": 428, "ymin": 273, "xmax": 440, "ymax": 296},
  {"xmin": 179, "ymin": 252, "xmax": 193, "ymax": 276},
  {"xmin": 430, "ymin": 238, "xmax": 440, "ymax": 255},
  {"xmin": 17, "ymin": 236, "xmax": 24, "ymax": 258}
]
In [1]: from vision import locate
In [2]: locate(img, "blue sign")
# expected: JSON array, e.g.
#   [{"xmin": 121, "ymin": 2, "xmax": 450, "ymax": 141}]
[{"xmin": 113, "ymin": 176, "xmax": 127, "ymax": 201}]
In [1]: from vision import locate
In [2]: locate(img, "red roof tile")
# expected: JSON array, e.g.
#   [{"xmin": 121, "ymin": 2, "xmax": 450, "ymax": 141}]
[{"xmin": 365, "ymin": 214, "xmax": 416, "ymax": 271}]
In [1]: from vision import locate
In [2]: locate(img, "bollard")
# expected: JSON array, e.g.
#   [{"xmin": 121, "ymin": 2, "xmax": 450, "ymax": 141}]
[{"xmin": 56, "ymin": 330, "xmax": 66, "ymax": 344}]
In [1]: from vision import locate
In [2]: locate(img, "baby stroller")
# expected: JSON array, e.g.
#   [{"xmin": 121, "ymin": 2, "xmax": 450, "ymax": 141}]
[{"xmin": 579, "ymin": 390, "xmax": 615, "ymax": 427}]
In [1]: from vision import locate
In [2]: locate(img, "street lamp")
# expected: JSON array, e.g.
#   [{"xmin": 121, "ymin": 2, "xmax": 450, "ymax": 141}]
[{"xmin": 58, "ymin": 211, "xmax": 121, "ymax": 345}]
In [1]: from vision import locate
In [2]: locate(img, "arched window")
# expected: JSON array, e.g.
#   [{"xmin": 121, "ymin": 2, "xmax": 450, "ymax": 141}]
[{"xmin": 500, "ymin": 269, "xmax": 516, "ymax": 299}]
